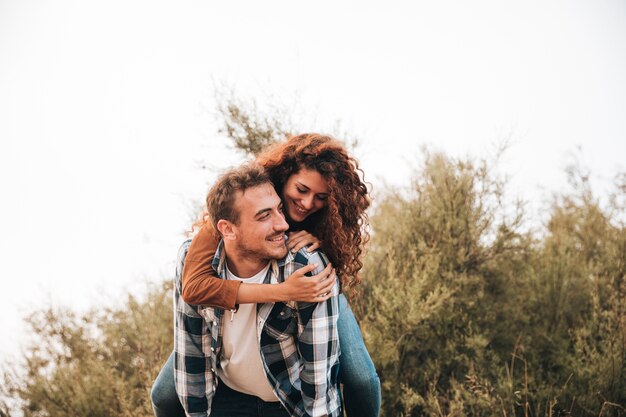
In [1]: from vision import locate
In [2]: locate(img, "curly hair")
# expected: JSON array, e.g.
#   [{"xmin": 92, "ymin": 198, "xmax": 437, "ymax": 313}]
[{"xmin": 256, "ymin": 133, "xmax": 371, "ymax": 293}]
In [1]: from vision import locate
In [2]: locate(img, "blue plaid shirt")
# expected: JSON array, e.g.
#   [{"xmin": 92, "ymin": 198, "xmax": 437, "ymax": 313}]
[{"xmin": 173, "ymin": 239, "xmax": 342, "ymax": 417}]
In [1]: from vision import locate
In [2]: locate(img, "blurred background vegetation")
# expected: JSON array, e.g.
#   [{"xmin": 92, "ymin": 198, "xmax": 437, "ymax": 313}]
[{"xmin": 1, "ymin": 96, "xmax": 624, "ymax": 417}]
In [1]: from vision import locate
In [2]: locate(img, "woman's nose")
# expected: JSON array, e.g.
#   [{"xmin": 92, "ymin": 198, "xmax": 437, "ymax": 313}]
[{"xmin": 302, "ymin": 195, "xmax": 314, "ymax": 209}]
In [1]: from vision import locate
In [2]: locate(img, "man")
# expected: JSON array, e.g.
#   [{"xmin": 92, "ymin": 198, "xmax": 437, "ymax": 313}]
[{"xmin": 174, "ymin": 163, "xmax": 341, "ymax": 417}]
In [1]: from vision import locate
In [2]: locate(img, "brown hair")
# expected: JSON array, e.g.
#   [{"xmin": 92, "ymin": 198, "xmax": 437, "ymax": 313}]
[
  {"xmin": 257, "ymin": 133, "xmax": 371, "ymax": 292},
  {"xmin": 205, "ymin": 163, "xmax": 271, "ymax": 233}
]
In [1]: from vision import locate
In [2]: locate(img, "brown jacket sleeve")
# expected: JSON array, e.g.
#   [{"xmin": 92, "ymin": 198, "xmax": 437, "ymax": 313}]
[{"xmin": 181, "ymin": 224, "xmax": 241, "ymax": 309}]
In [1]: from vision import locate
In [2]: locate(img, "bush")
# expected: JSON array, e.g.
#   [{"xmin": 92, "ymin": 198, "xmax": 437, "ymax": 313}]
[
  {"xmin": 357, "ymin": 155, "xmax": 625, "ymax": 417},
  {"xmin": 1, "ymin": 281, "xmax": 173, "ymax": 417}
]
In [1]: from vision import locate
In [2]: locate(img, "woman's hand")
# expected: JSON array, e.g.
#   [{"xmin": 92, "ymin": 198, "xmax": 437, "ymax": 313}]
[
  {"xmin": 282, "ymin": 263, "xmax": 337, "ymax": 302},
  {"xmin": 287, "ymin": 231, "xmax": 321, "ymax": 253}
]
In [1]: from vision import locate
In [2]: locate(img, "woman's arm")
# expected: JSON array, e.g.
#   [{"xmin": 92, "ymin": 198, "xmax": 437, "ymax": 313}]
[
  {"xmin": 181, "ymin": 224, "xmax": 241, "ymax": 309},
  {"xmin": 181, "ymin": 225, "xmax": 337, "ymax": 309}
]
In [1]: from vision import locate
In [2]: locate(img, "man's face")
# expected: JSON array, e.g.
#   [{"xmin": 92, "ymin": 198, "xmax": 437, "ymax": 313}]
[{"xmin": 231, "ymin": 183, "xmax": 289, "ymax": 262}]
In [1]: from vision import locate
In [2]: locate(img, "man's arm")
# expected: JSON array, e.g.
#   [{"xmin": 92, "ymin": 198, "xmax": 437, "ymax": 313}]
[
  {"xmin": 296, "ymin": 250, "xmax": 342, "ymax": 417},
  {"xmin": 174, "ymin": 240, "xmax": 213, "ymax": 417}
]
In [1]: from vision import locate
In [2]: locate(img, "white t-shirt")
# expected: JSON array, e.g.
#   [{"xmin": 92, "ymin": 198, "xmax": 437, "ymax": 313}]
[{"xmin": 216, "ymin": 262, "xmax": 279, "ymax": 402}]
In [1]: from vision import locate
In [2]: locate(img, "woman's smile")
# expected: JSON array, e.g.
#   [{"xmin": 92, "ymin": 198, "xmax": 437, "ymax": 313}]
[{"xmin": 282, "ymin": 168, "xmax": 330, "ymax": 223}]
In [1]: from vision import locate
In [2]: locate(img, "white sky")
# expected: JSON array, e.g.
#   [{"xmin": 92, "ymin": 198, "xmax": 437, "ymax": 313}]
[{"xmin": 1, "ymin": 0, "xmax": 625, "ymax": 361}]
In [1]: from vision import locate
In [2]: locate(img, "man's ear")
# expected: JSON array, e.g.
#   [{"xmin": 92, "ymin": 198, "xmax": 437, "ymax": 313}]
[{"xmin": 217, "ymin": 219, "xmax": 237, "ymax": 240}]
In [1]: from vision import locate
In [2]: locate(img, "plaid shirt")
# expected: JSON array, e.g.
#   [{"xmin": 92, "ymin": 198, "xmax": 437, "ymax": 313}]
[{"xmin": 173, "ymin": 239, "xmax": 342, "ymax": 417}]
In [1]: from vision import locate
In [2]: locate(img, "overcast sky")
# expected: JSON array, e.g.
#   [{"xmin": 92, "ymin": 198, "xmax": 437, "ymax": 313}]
[{"xmin": 1, "ymin": 0, "xmax": 625, "ymax": 360}]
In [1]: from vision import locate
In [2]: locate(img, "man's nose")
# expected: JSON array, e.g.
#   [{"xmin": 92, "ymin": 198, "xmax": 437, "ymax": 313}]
[{"xmin": 274, "ymin": 213, "xmax": 289, "ymax": 232}]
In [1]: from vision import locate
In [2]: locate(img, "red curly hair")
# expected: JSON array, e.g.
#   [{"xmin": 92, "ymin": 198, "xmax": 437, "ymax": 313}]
[
  {"xmin": 193, "ymin": 133, "xmax": 371, "ymax": 292},
  {"xmin": 256, "ymin": 133, "xmax": 371, "ymax": 292}
]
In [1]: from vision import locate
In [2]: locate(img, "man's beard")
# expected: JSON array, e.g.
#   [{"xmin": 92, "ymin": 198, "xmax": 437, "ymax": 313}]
[{"xmin": 237, "ymin": 235, "xmax": 287, "ymax": 262}]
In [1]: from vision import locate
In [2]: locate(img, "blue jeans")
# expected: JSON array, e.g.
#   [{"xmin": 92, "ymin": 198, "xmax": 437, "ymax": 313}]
[
  {"xmin": 150, "ymin": 294, "xmax": 380, "ymax": 417},
  {"xmin": 151, "ymin": 352, "xmax": 185, "ymax": 417},
  {"xmin": 337, "ymin": 294, "xmax": 381, "ymax": 417}
]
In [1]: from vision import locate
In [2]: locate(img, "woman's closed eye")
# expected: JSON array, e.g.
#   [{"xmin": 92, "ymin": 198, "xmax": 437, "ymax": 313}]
[{"xmin": 297, "ymin": 186, "xmax": 327, "ymax": 201}]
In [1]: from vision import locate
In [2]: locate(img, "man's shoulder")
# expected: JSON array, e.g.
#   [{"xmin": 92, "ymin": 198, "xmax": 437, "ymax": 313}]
[
  {"xmin": 290, "ymin": 248, "xmax": 341, "ymax": 299},
  {"xmin": 174, "ymin": 239, "xmax": 194, "ymax": 279},
  {"xmin": 290, "ymin": 247, "xmax": 330, "ymax": 271},
  {"xmin": 177, "ymin": 239, "xmax": 193, "ymax": 261}
]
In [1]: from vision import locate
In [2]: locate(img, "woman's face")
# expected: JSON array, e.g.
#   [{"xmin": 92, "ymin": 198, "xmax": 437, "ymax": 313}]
[{"xmin": 282, "ymin": 168, "xmax": 330, "ymax": 223}]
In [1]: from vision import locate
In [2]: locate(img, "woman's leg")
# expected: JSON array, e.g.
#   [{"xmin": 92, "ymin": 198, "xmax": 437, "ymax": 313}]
[
  {"xmin": 337, "ymin": 294, "xmax": 381, "ymax": 417},
  {"xmin": 150, "ymin": 351, "xmax": 186, "ymax": 417}
]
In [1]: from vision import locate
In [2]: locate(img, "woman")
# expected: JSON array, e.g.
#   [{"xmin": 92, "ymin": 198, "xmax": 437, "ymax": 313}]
[{"xmin": 151, "ymin": 133, "xmax": 380, "ymax": 417}]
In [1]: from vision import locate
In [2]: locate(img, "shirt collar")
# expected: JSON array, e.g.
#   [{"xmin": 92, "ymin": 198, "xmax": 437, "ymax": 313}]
[{"xmin": 212, "ymin": 239, "xmax": 226, "ymax": 276}]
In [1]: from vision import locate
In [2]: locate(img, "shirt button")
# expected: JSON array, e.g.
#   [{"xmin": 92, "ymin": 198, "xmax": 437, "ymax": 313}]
[
  {"xmin": 211, "ymin": 368, "xmax": 215, "ymax": 373},
  {"xmin": 212, "ymin": 320, "xmax": 217, "ymax": 326},
  {"xmin": 210, "ymin": 347, "xmax": 215, "ymax": 352}
]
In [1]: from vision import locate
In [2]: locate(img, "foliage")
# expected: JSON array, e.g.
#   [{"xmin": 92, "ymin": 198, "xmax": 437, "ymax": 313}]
[
  {"xmin": 357, "ymin": 155, "xmax": 625, "ymax": 417},
  {"xmin": 214, "ymin": 87, "xmax": 288, "ymax": 156},
  {"xmin": 214, "ymin": 85, "xmax": 359, "ymax": 157},
  {"xmin": 1, "ymin": 281, "xmax": 173, "ymax": 417}
]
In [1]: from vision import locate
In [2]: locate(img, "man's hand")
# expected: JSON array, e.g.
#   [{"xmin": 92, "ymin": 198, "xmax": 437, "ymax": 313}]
[
  {"xmin": 282, "ymin": 263, "xmax": 336, "ymax": 302},
  {"xmin": 287, "ymin": 231, "xmax": 321, "ymax": 253}
]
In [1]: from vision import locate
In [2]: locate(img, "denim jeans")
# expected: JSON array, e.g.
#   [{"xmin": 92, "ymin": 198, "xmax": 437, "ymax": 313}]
[
  {"xmin": 151, "ymin": 352, "xmax": 185, "ymax": 417},
  {"xmin": 337, "ymin": 294, "xmax": 381, "ymax": 417},
  {"xmin": 150, "ymin": 294, "xmax": 380, "ymax": 417}
]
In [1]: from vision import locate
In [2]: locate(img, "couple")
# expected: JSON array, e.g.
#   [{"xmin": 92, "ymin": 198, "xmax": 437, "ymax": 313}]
[{"xmin": 151, "ymin": 134, "xmax": 380, "ymax": 417}]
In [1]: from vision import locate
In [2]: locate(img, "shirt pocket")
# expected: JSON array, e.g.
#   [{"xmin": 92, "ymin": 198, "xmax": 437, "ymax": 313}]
[{"xmin": 263, "ymin": 304, "xmax": 297, "ymax": 341}]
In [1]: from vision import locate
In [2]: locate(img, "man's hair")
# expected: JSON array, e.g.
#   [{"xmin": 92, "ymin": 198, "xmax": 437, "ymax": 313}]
[{"xmin": 205, "ymin": 163, "xmax": 272, "ymax": 232}]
